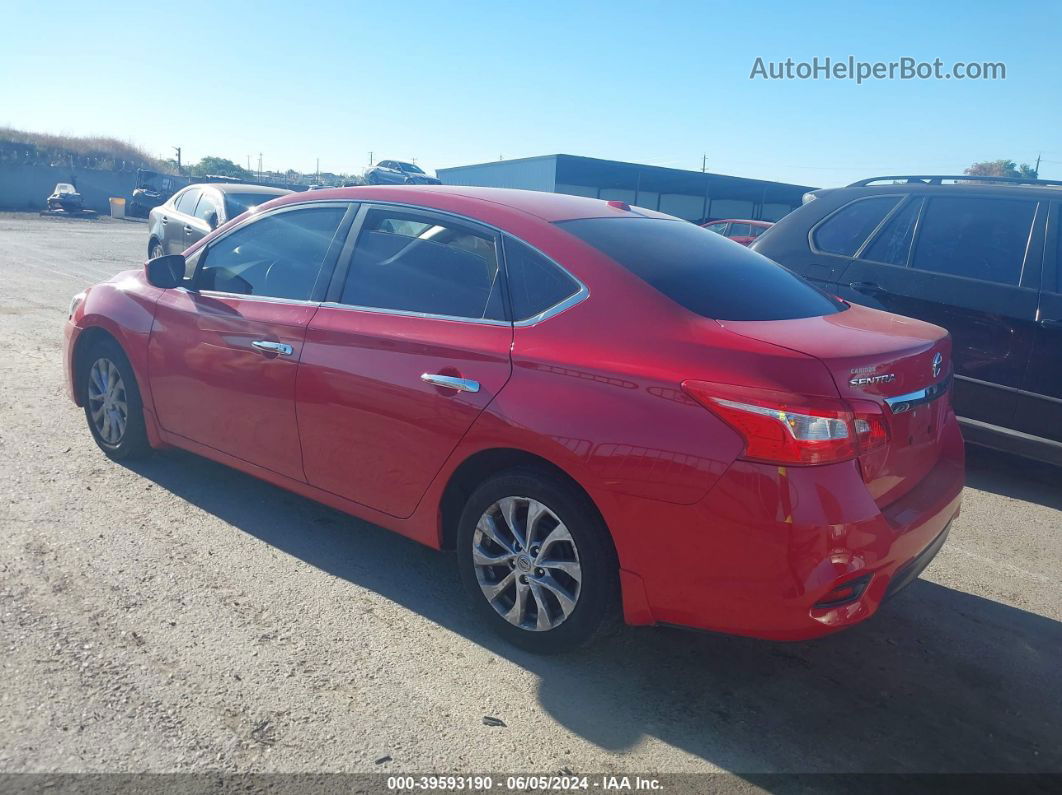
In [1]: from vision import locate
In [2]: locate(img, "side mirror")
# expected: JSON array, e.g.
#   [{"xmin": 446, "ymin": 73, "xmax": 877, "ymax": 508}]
[
  {"xmin": 145, "ymin": 254, "xmax": 185, "ymax": 289},
  {"xmin": 207, "ymin": 211, "xmax": 219, "ymax": 230}
]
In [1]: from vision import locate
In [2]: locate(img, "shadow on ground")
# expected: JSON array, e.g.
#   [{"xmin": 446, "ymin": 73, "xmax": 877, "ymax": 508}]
[{"xmin": 125, "ymin": 449, "xmax": 1061, "ymax": 775}]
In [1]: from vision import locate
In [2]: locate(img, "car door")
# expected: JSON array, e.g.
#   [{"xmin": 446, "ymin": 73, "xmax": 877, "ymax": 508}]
[
  {"xmin": 148, "ymin": 202, "xmax": 355, "ymax": 480},
  {"xmin": 167, "ymin": 188, "xmax": 201, "ymax": 254},
  {"xmin": 296, "ymin": 204, "xmax": 513, "ymax": 518},
  {"xmin": 1017, "ymin": 200, "xmax": 1062, "ymax": 443},
  {"xmin": 839, "ymin": 193, "xmax": 1043, "ymax": 430}
]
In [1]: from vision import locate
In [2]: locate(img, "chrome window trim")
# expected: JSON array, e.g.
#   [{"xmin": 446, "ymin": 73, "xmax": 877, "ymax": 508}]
[
  {"xmin": 190, "ymin": 288, "xmax": 320, "ymax": 307},
  {"xmin": 324, "ymin": 200, "xmax": 590, "ymax": 327},
  {"xmin": 317, "ymin": 301, "xmax": 512, "ymax": 327}
]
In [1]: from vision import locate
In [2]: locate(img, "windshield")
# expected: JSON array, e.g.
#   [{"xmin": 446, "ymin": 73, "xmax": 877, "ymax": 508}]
[
  {"xmin": 397, "ymin": 162, "xmax": 424, "ymax": 174},
  {"xmin": 557, "ymin": 217, "xmax": 845, "ymax": 322},
  {"xmin": 223, "ymin": 192, "xmax": 280, "ymax": 219}
]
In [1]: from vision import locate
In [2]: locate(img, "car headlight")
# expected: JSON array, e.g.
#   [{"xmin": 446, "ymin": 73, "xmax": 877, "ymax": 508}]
[{"xmin": 68, "ymin": 292, "xmax": 85, "ymax": 319}]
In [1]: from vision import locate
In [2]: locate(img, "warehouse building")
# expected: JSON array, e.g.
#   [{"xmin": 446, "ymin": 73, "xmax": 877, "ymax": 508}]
[{"xmin": 437, "ymin": 154, "xmax": 813, "ymax": 223}]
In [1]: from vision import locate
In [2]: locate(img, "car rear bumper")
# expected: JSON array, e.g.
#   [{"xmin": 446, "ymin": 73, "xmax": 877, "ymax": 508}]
[{"xmin": 608, "ymin": 415, "xmax": 965, "ymax": 640}]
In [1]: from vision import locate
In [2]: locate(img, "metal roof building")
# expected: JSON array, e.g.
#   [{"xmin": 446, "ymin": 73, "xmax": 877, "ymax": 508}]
[{"xmin": 437, "ymin": 154, "xmax": 814, "ymax": 224}]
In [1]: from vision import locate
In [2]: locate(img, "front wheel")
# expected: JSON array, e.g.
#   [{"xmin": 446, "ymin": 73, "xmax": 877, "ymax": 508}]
[
  {"xmin": 457, "ymin": 468, "xmax": 618, "ymax": 653},
  {"xmin": 149, "ymin": 239, "xmax": 164, "ymax": 260},
  {"xmin": 81, "ymin": 339, "xmax": 151, "ymax": 461}
]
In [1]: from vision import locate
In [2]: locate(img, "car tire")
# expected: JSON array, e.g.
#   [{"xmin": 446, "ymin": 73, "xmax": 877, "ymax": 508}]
[
  {"xmin": 457, "ymin": 468, "xmax": 619, "ymax": 653},
  {"xmin": 80, "ymin": 338, "xmax": 151, "ymax": 461},
  {"xmin": 149, "ymin": 239, "xmax": 164, "ymax": 260}
]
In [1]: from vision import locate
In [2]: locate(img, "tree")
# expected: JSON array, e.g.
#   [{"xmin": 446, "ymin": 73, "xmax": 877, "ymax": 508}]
[
  {"xmin": 189, "ymin": 156, "xmax": 252, "ymax": 179},
  {"xmin": 964, "ymin": 159, "xmax": 1038, "ymax": 179}
]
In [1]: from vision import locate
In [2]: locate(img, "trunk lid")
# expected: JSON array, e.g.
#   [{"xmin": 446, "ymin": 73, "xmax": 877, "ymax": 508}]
[{"xmin": 717, "ymin": 303, "xmax": 953, "ymax": 506}]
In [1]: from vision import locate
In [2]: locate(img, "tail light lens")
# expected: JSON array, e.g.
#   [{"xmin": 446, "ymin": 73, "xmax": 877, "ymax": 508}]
[{"xmin": 681, "ymin": 380, "xmax": 890, "ymax": 466}]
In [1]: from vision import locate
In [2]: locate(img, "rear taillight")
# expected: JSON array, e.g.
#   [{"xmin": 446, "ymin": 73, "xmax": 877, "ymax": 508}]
[{"xmin": 681, "ymin": 381, "xmax": 890, "ymax": 466}]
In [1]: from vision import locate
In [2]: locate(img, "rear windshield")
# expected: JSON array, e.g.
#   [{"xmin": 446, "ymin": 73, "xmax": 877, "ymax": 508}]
[
  {"xmin": 557, "ymin": 217, "xmax": 844, "ymax": 321},
  {"xmin": 224, "ymin": 192, "xmax": 280, "ymax": 219}
]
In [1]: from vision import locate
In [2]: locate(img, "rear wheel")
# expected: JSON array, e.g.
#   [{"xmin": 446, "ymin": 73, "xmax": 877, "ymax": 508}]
[
  {"xmin": 457, "ymin": 468, "xmax": 618, "ymax": 653},
  {"xmin": 149, "ymin": 239, "xmax": 164, "ymax": 260},
  {"xmin": 80, "ymin": 339, "xmax": 151, "ymax": 461}
]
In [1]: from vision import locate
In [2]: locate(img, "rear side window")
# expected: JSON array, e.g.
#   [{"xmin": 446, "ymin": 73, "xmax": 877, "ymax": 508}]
[
  {"xmin": 813, "ymin": 196, "xmax": 900, "ymax": 256},
  {"xmin": 197, "ymin": 206, "xmax": 346, "ymax": 300},
  {"xmin": 503, "ymin": 237, "xmax": 580, "ymax": 321},
  {"xmin": 862, "ymin": 198, "xmax": 921, "ymax": 265},
  {"xmin": 558, "ymin": 217, "xmax": 843, "ymax": 321},
  {"xmin": 340, "ymin": 210, "xmax": 506, "ymax": 320},
  {"xmin": 194, "ymin": 193, "xmax": 218, "ymax": 222},
  {"xmin": 728, "ymin": 223, "xmax": 752, "ymax": 237},
  {"xmin": 911, "ymin": 197, "xmax": 1035, "ymax": 285}
]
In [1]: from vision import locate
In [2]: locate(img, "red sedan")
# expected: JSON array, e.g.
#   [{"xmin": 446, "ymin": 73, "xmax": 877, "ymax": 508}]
[
  {"xmin": 702, "ymin": 218, "xmax": 774, "ymax": 245},
  {"xmin": 64, "ymin": 186, "xmax": 963, "ymax": 653}
]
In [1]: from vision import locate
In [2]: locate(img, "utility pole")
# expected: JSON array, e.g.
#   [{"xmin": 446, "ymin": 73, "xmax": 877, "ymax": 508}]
[
  {"xmin": 1035, "ymin": 153, "xmax": 1042, "ymax": 177},
  {"xmin": 247, "ymin": 155, "xmax": 251, "ymax": 171},
  {"xmin": 257, "ymin": 153, "xmax": 263, "ymax": 181},
  {"xmin": 316, "ymin": 157, "xmax": 320, "ymax": 183},
  {"xmin": 702, "ymin": 153, "xmax": 707, "ymax": 173},
  {"xmin": 368, "ymin": 151, "xmax": 373, "ymax": 165},
  {"xmin": 173, "ymin": 146, "xmax": 182, "ymax": 174}
]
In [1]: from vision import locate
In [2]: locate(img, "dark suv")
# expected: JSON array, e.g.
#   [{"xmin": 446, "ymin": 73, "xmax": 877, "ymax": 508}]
[{"xmin": 752, "ymin": 174, "xmax": 1062, "ymax": 465}]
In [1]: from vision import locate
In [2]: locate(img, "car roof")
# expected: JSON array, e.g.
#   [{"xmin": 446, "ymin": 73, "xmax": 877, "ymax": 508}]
[
  {"xmin": 710, "ymin": 218, "xmax": 772, "ymax": 226},
  {"xmin": 196, "ymin": 183, "xmax": 293, "ymax": 196},
  {"xmin": 265, "ymin": 185, "xmax": 676, "ymax": 223}
]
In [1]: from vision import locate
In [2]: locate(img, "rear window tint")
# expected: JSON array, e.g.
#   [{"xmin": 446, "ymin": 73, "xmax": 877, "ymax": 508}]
[
  {"xmin": 813, "ymin": 196, "xmax": 900, "ymax": 256},
  {"xmin": 557, "ymin": 217, "xmax": 844, "ymax": 321},
  {"xmin": 912, "ymin": 197, "xmax": 1035, "ymax": 285}
]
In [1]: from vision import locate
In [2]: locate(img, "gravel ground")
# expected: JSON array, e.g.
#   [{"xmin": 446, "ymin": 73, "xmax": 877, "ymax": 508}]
[{"xmin": 0, "ymin": 213, "xmax": 1059, "ymax": 777}]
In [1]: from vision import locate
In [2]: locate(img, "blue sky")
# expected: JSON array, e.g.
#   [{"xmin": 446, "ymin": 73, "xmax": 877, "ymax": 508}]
[{"xmin": 2, "ymin": 0, "xmax": 1059, "ymax": 187}]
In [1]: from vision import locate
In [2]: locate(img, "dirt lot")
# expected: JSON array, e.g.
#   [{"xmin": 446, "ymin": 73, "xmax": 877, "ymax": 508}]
[{"xmin": 0, "ymin": 213, "xmax": 1059, "ymax": 777}]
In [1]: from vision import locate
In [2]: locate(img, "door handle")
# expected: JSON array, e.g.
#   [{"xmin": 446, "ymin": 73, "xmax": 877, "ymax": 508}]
[
  {"xmin": 421, "ymin": 373, "xmax": 480, "ymax": 393},
  {"xmin": 849, "ymin": 281, "xmax": 886, "ymax": 296},
  {"xmin": 184, "ymin": 225, "xmax": 193, "ymax": 232},
  {"xmin": 161, "ymin": 217, "xmax": 167, "ymax": 224},
  {"xmin": 251, "ymin": 340, "xmax": 294, "ymax": 356},
  {"xmin": 1039, "ymin": 318, "xmax": 1062, "ymax": 329}
]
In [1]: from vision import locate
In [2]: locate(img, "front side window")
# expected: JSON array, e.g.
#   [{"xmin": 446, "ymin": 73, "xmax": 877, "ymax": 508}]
[
  {"xmin": 911, "ymin": 197, "xmax": 1036, "ymax": 285},
  {"xmin": 559, "ymin": 217, "xmax": 844, "ymax": 321},
  {"xmin": 223, "ymin": 192, "xmax": 280, "ymax": 220},
  {"xmin": 196, "ymin": 206, "xmax": 346, "ymax": 300},
  {"xmin": 503, "ymin": 237, "xmax": 580, "ymax": 321},
  {"xmin": 862, "ymin": 198, "xmax": 921, "ymax": 265},
  {"xmin": 340, "ymin": 210, "xmax": 505, "ymax": 320},
  {"xmin": 194, "ymin": 193, "xmax": 218, "ymax": 223},
  {"xmin": 813, "ymin": 196, "xmax": 900, "ymax": 256},
  {"xmin": 728, "ymin": 223, "xmax": 752, "ymax": 237},
  {"xmin": 704, "ymin": 222, "xmax": 727, "ymax": 235},
  {"xmin": 174, "ymin": 188, "xmax": 201, "ymax": 215}
]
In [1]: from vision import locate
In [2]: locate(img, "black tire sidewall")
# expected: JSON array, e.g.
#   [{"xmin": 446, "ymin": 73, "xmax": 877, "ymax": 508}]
[
  {"xmin": 81, "ymin": 340, "xmax": 151, "ymax": 461},
  {"xmin": 456, "ymin": 468, "xmax": 617, "ymax": 653}
]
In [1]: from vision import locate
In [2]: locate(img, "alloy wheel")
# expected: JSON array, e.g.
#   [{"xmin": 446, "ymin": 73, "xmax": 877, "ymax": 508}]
[
  {"xmin": 87, "ymin": 357, "xmax": 128, "ymax": 446},
  {"xmin": 472, "ymin": 496, "xmax": 582, "ymax": 631}
]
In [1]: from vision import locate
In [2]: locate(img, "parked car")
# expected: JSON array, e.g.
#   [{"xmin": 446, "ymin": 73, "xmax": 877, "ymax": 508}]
[
  {"xmin": 147, "ymin": 183, "xmax": 292, "ymax": 259},
  {"xmin": 364, "ymin": 160, "xmax": 441, "ymax": 185},
  {"xmin": 702, "ymin": 218, "xmax": 773, "ymax": 245},
  {"xmin": 65, "ymin": 186, "xmax": 962, "ymax": 652},
  {"xmin": 752, "ymin": 174, "xmax": 1062, "ymax": 466},
  {"xmin": 47, "ymin": 183, "xmax": 83, "ymax": 212}
]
